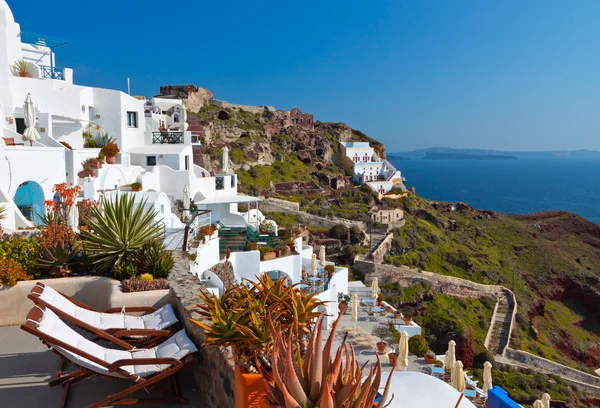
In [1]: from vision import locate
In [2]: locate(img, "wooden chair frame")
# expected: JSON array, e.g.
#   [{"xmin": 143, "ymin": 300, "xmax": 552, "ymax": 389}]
[
  {"xmin": 21, "ymin": 305, "xmax": 197, "ymax": 408},
  {"xmin": 28, "ymin": 282, "xmax": 174, "ymax": 350}
]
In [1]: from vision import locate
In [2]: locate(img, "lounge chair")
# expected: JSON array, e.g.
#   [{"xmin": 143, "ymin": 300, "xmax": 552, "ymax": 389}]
[
  {"xmin": 28, "ymin": 282, "xmax": 178, "ymax": 349},
  {"xmin": 21, "ymin": 305, "xmax": 198, "ymax": 408}
]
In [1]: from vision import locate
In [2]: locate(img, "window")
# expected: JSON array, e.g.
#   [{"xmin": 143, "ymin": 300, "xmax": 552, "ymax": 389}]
[
  {"xmin": 231, "ymin": 175, "xmax": 236, "ymax": 188},
  {"xmin": 184, "ymin": 155, "xmax": 189, "ymax": 170},
  {"xmin": 173, "ymin": 113, "xmax": 180, "ymax": 123},
  {"xmin": 215, "ymin": 176, "xmax": 224, "ymax": 190},
  {"xmin": 127, "ymin": 111, "xmax": 138, "ymax": 128},
  {"xmin": 160, "ymin": 204, "xmax": 165, "ymax": 214},
  {"xmin": 147, "ymin": 156, "xmax": 157, "ymax": 166}
]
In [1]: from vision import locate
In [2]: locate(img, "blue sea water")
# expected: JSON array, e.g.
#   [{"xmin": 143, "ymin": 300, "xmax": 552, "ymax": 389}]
[{"xmin": 388, "ymin": 157, "xmax": 600, "ymax": 225}]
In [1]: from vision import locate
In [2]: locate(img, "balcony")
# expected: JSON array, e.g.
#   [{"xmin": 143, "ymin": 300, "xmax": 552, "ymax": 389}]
[
  {"xmin": 152, "ymin": 131, "xmax": 183, "ymax": 144},
  {"xmin": 39, "ymin": 65, "xmax": 64, "ymax": 80}
]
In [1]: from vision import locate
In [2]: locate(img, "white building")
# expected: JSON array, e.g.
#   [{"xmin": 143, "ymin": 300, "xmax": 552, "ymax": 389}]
[{"xmin": 340, "ymin": 141, "xmax": 406, "ymax": 197}]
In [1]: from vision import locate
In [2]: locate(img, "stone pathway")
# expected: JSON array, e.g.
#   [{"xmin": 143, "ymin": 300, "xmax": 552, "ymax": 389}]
[{"xmin": 487, "ymin": 290, "xmax": 514, "ymax": 357}]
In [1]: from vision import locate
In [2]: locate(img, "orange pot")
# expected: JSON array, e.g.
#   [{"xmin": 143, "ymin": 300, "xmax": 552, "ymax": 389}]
[
  {"xmin": 376, "ymin": 341, "xmax": 388, "ymax": 354},
  {"xmin": 234, "ymin": 365, "xmax": 271, "ymax": 408},
  {"xmin": 106, "ymin": 155, "xmax": 116, "ymax": 164}
]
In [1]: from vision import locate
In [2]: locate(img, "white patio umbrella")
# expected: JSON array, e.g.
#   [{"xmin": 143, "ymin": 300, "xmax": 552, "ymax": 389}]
[
  {"xmin": 482, "ymin": 361, "xmax": 493, "ymax": 393},
  {"xmin": 23, "ymin": 93, "xmax": 40, "ymax": 146},
  {"xmin": 532, "ymin": 400, "xmax": 544, "ymax": 408},
  {"xmin": 542, "ymin": 393, "xmax": 551, "ymax": 408},
  {"xmin": 398, "ymin": 331, "xmax": 409, "ymax": 371},
  {"xmin": 371, "ymin": 277, "xmax": 378, "ymax": 301},
  {"xmin": 445, "ymin": 340, "xmax": 456, "ymax": 370},
  {"xmin": 222, "ymin": 145, "xmax": 229, "ymax": 174},
  {"xmin": 319, "ymin": 245, "xmax": 326, "ymax": 266},
  {"xmin": 311, "ymin": 253, "xmax": 317, "ymax": 277},
  {"xmin": 351, "ymin": 293, "xmax": 359, "ymax": 332},
  {"xmin": 182, "ymin": 185, "xmax": 191, "ymax": 219},
  {"xmin": 68, "ymin": 202, "xmax": 79, "ymax": 233},
  {"xmin": 452, "ymin": 361, "xmax": 465, "ymax": 392},
  {"xmin": 180, "ymin": 104, "xmax": 188, "ymax": 131}
]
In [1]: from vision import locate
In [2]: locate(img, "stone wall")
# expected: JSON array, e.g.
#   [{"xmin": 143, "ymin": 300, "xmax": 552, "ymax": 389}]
[
  {"xmin": 503, "ymin": 348, "xmax": 600, "ymax": 395},
  {"xmin": 168, "ymin": 253, "xmax": 235, "ymax": 408},
  {"xmin": 354, "ymin": 261, "xmax": 502, "ymax": 298},
  {"xmin": 209, "ymin": 99, "xmax": 267, "ymax": 114},
  {"xmin": 259, "ymin": 198, "xmax": 365, "ymax": 230},
  {"xmin": 158, "ymin": 85, "xmax": 214, "ymax": 112},
  {"xmin": 370, "ymin": 233, "xmax": 394, "ymax": 264}
]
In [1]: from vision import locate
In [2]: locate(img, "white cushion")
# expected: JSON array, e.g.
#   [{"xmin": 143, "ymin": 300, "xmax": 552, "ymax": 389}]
[
  {"xmin": 36, "ymin": 309, "xmax": 198, "ymax": 379},
  {"xmin": 38, "ymin": 285, "xmax": 178, "ymax": 331}
]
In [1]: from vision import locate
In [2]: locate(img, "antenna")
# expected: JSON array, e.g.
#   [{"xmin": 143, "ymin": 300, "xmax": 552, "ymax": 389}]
[{"xmin": 127, "ymin": 78, "xmax": 131, "ymax": 95}]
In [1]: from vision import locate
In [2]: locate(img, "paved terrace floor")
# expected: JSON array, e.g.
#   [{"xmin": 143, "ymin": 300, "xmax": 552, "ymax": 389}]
[{"xmin": 0, "ymin": 325, "xmax": 207, "ymax": 408}]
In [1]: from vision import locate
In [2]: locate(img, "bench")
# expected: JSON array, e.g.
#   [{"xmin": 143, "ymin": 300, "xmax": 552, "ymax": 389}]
[{"xmin": 2, "ymin": 137, "xmax": 25, "ymax": 146}]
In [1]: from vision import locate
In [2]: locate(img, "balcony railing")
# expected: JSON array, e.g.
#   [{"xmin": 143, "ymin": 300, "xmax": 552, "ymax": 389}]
[
  {"xmin": 152, "ymin": 131, "xmax": 183, "ymax": 144},
  {"xmin": 40, "ymin": 65, "xmax": 64, "ymax": 80}
]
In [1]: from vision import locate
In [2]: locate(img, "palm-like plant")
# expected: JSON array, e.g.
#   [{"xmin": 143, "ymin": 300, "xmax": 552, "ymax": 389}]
[
  {"xmin": 79, "ymin": 194, "xmax": 164, "ymax": 270},
  {"xmin": 259, "ymin": 310, "xmax": 395, "ymax": 408}
]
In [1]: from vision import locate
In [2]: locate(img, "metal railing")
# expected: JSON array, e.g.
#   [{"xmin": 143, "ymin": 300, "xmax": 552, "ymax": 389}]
[
  {"xmin": 182, "ymin": 209, "xmax": 212, "ymax": 253},
  {"xmin": 40, "ymin": 65, "xmax": 64, "ymax": 80},
  {"xmin": 152, "ymin": 132, "xmax": 183, "ymax": 144}
]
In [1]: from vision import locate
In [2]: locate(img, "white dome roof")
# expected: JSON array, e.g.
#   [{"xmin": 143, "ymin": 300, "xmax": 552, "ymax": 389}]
[
  {"xmin": 0, "ymin": 1, "xmax": 15, "ymax": 24},
  {"xmin": 377, "ymin": 371, "xmax": 477, "ymax": 408}
]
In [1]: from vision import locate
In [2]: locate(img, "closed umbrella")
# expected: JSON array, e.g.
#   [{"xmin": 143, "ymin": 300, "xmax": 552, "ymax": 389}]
[
  {"xmin": 398, "ymin": 330, "xmax": 409, "ymax": 371},
  {"xmin": 180, "ymin": 104, "xmax": 188, "ymax": 131},
  {"xmin": 319, "ymin": 245, "xmax": 326, "ymax": 266},
  {"xmin": 311, "ymin": 254, "xmax": 317, "ymax": 277},
  {"xmin": 68, "ymin": 201, "xmax": 79, "ymax": 233},
  {"xmin": 533, "ymin": 400, "xmax": 544, "ymax": 408},
  {"xmin": 351, "ymin": 293, "xmax": 358, "ymax": 332},
  {"xmin": 23, "ymin": 93, "xmax": 40, "ymax": 146},
  {"xmin": 445, "ymin": 340, "xmax": 456, "ymax": 370},
  {"xmin": 371, "ymin": 277, "xmax": 378, "ymax": 301},
  {"xmin": 482, "ymin": 361, "xmax": 493, "ymax": 393},
  {"xmin": 182, "ymin": 185, "xmax": 191, "ymax": 220},
  {"xmin": 542, "ymin": 393, "xmax": 551, "ymax": 408},
  {"xmin": 452, "ymin": 361, "xmax": 465, "ymax": 392},
  {"xmin": 222, "ymin": 145, "xmax": 229, "ymax": 174}
]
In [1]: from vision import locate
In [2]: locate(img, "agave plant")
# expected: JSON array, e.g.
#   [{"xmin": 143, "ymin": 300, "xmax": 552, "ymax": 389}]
[
  {"xmin": 95, "ymin": 131, "xmax": 115, "ymax": 148},
  {"xmin": 79, "ymin": 194, "xmax": 164, "ymax": 271},
  {"xmin": 192, "ymin": 274, "xmax": 325, "ymax": 372},
  {"xmin": 259, "ymin": 309, "xmax": 395, "ymax": 408}
]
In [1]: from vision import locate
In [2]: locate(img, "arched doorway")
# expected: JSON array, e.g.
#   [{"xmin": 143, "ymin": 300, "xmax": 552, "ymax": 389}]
[{"xmin": 13, "ymin": 180, "xmax": 45, "ymax": 224}]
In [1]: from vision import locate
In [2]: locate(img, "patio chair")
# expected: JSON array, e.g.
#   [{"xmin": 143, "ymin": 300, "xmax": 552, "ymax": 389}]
[
  {"xmin": 21, "ymin": 305, "xmax": 198, "ymax": 408},
  {"xmin": 28, "ymin": 282, "xmax": 178, "ymax": 349}
]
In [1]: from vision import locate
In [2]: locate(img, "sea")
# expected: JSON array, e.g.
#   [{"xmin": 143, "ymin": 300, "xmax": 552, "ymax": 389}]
[{"xmin": 388, "ymin": 157, "xmax": 600, "ymax": 225}]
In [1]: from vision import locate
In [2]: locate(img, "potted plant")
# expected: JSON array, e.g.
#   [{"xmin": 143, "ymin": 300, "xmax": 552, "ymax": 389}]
[
  {"xmin": 324, "ymin": 264, "xmax": 335, "ymax": 279},
  {"xmin": 101, "ymin": 141, "xmax": 120, "ymax": 164},
  {"xmin": 260, "ymin": 246, "xmax": 276, "ymax": 261},
  {"xmin": 97, "ymin": 152, "xmax": 106, "ymax": 164},
  {"xmin": 403, "ymin": 316, "xmax": 413, "ymax": 325},
  {"xmin": 84, "ymin": 158, "xmax": 101, "ymax": 170},
  {"xmin": 377, "ymin": 293, "xmax": 385, "ymax": 306},
  {"xmin": 12, "ymin": 59, "xmax": 29, "ymax": 77},
  {"xmin": 192, "ymin": 275, "xmax": 326, "ymax": 408},
  {"xmin": 424, "ymin": 350, "xmax": 436, "ymax": 364},
  {"xmin": 337, "ymin": 292, "xmax": 350, "ymax": 314},
  {"xmin": 131, "ymin": 182, "xmax": 142, "ymax": 192},
  {"xmin": 388, "ymin": 351, "xmax": 399, "ymax": 368},
  {"xmin": 376, "ymin": 340, "xmax": 388, "ymax": 354},
  {"xmin": 394, "ymin": 311, "xmax": 402, "ymax": 319},
  {"xmin": 247, "ymin": 242, "xmax": 261, "ymax": 251},
  {"xmin": 258, "ymin": 221, "xmax": 275, "ymax": 235}
]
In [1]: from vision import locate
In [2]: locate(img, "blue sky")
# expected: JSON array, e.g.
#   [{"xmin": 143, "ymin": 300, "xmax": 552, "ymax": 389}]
[{"xmin": 9, "ymin": 0, "xmax": 600, "ymax": 151}]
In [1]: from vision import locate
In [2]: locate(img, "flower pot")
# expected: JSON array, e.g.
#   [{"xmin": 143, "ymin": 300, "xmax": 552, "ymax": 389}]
[
  {"xmin": 234, "ymin": 365, "xmax": 271, "ymax": 408},
  {"xmin": 262, "ymin": 251, "xmax": 276, "ymax": 261},
  {"xmin": 376, "ymin": 341, "xmax": 388, "ymax": 355},
  {"xmin": 424, "ymin": 355, "xmax": 435, "ymax": 364},
  {"xmin": 78, "ymin": 170, "xmax": 92, "ymax": 178},
  {"xmin": 385, "ymin": 306, "xmax": 392, "ymax": 313},
  {"xmin": 403, "ymin": 317, "xmax": 413, "ymax": 325},
  {"xmin": 131, "ymin": 186, "xmax": 142, "ymax": 192},
  {"xmin": 394, "ymin": 313, "xmax": 402, "ymax": 319},
  {"xmin": 18, "ymin": 72, "xmax": 29, "ymax": 78},
  {"xmin": 275, "ymin": 249, "xmax": 281, "ymax": 258},
  {"xmin": 338, "ymin": 302, "xmax": 347, "ymax": 314},
  {"xmin": 106, "ymin": 155, "xmax": 116, "ymax": 164},
  {"xmin": 377, "ymin": 301, "xmax": 382, "ymax": 306},
  {"xmin": 388, "ymin": 352, "xmax": 399, "ymax": 368}
]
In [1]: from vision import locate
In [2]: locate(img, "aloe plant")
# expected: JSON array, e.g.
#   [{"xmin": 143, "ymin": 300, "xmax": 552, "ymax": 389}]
[
  {"xmin": 192, "ymin": 274, "xmax": 325, "ymax": 372},
  {"xmin": 258, "ymin": 308, "xmax": 395, "ymax": 408},
  {"xmin": 135, "ymin": 239, "xmax": 174, "ymax": 278},
  {"xmin": 79, "ymin": 194, "xmax": 164, "ymax": 271},
  {"xmin": 12, "ymin": 59, "xmax": 28, "ymax": 74}
]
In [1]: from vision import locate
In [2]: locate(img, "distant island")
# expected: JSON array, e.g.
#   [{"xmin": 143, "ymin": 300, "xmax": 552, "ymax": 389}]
[
  {"xmin": 391, "ymin": 147, "xmax": 600, "ymax": 159},
  {"xmin": 423, "ymin": 152, "xmax": 517, "ymax": 160}
]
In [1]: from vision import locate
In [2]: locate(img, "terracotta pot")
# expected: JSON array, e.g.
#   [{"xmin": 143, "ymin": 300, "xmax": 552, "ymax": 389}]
[
  {"xmin": 385, "ymin": 306, "xmax": 392, "ymax": 313},
  {"xmin": 131, "ymin": 186, "xmax": 142, "ymax": 192},
  {"xmin": 85, "ymin": 161, "xmax": 101, "ymax": 169},
  {"xmin": 388, "ymin": 352, "xmax": 399, "ymax": 368},
  {"xmin": 18, "ymin": 72, "xmax": 29, "ymax": 78},
  {"xmin": 106, "ymin": 155, "xmax": 116, "ymax": 164},
  {"xmin": 78, "ymin": 170, "xmax": 91, "ymax": 178},
  {"xmin": 377, "ymin": 301, "xmax": 382, "ymax": 306},
  {"xmin": 403, "ymin": 317, "xmax": 413, "ymax": 325},
  {"xmin": 394, "ymin": 313, "xmax": 402, "ymax": 319},
  {"xmin": 275, "ymin": 249, "xmax": 282, "ymax": 258},
  {"xmin": 234, "ymin": 365, "xmax": 270, "ymax": 408},
  {"xmin": 424, "ymin": 355, "xmax": 435, "ymax": 364},
  {"xmin": 262, "ymin": 251, "xmax": 276, "ymax": 261},
  {"xmin": 376, "ymin": 341, "xmax": 388, "ymax": 354},
  {"xmin": 338, "ymin": 302, "xmax": 347, "ymax": 314}
]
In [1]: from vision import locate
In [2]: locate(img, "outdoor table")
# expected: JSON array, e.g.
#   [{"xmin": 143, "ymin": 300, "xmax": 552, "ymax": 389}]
[
  {"xmin": 308, "ymin": 277, "xmax": 321, "ymax": 282},
  {"xmin": 363, "ymin": 298, "xmax": 375, "ymax": 304},
  {"xmin": 463, "ymin": 389, "xmax": 477, "ymax": 398},
  {"xmin": 372, "ymin": 307, "xmax": 384, "ymax": 313},
  {"xmin": 299, "ymin": 283, "xmax": 309, "ymax": 289},
  {"xmin": 431, "ymin": 367, "xmax": 445, "ymax": 377}
]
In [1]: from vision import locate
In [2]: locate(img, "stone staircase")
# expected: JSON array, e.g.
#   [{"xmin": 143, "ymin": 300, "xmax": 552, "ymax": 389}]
[{"xmin": 488, "ymin": 289, "xmax": 515, "ymax": 357}]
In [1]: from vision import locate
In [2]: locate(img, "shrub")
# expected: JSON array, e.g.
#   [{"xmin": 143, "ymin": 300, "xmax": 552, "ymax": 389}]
[
  {"xmin": 456, "ymin": 330, "xmax": 476, "ymax": 368},
  {"xmin": 0, "ymin": 235, "xmax": 41, "ymax": 277},
  {"xmin": 97, "ymin": 152, "xmax": 106, "ymax": 161},
  {"xmin": 0, "ymin": 259, "xmax": 30, "ymax": 286},
  {"xmin": 139, "ymin": 273, "xmax": 153, "ymax": 282},
  {"xmin": 121, "ymin": 276, "xmax": 169, "ymax": 293},
  {"xmin": 408, "ymin": 334, "xmax": 429, "ymax": 357},
  {"xmin": 230, "ymin": 148, "xmax": 245, "ymax": 164},
  {"xmin": 328, "ymin": 224, "xmax": 349, "ymax": 244},
  {"xmin": 112, "ymin": 262, "xmax": 138, "ymax": 279},
  {"xmin": 248, "ymin": 167, "xmax": 258, "ymax": 178},
  {"xmin": 135, "ymin": 239, "xmax": 174, "ymax": 279},
  {"xmin": 474, "ymin": 350, "xmax": 496, "ymax": 369}
]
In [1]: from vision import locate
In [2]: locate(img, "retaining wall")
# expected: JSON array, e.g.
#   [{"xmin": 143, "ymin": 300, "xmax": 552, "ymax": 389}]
[{"xmin": 370, "ymin": 233, "xmax": 394, "ymax": 264}]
